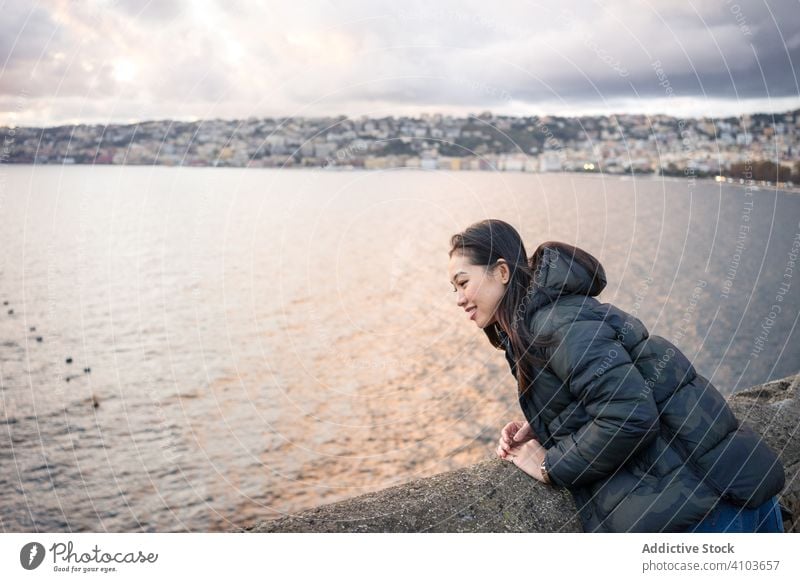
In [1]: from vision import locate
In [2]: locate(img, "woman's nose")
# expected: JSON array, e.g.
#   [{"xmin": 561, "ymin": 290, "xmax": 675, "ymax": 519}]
[{"xmin": 456, "ymin": 292, "xmax": 467, "ymax": 307}]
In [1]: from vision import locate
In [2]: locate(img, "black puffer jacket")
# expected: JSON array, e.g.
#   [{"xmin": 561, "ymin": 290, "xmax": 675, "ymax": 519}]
[{"xmin": 499, "ymin": 245, "xmax": 785, "ymax": 532}]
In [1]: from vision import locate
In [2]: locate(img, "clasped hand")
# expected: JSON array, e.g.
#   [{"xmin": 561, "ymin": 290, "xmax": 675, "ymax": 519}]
[{"xmin": 496, "ymin": 420, "xmax": 549, "ymax": 483}]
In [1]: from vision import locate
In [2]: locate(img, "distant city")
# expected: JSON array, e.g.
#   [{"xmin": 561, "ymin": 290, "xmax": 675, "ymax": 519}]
[{"xmin": 2, "ymin": 109, "xmax": 799, "ymax": 184}]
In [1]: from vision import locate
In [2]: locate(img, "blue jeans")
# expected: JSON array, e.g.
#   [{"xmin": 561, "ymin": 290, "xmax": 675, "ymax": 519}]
[{"xmin": 687, "ymin": 496, "xmax": 783, "ymax": 533}]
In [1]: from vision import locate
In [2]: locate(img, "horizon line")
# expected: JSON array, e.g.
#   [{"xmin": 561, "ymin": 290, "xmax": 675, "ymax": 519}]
[{"xmin": 3, "ymin": 106, "xmax": 799, "ymax": 130}]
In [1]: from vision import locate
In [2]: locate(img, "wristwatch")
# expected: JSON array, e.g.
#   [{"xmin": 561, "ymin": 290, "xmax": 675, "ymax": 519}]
[{"xmin": 540, "ymin": 457, "xmax": 551, "ymax": 484}]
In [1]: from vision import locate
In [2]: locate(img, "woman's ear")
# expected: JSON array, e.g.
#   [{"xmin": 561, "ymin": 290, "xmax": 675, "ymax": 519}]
[{"xmin": 495, "ymin": 259, "xmax": 510, "ymax": 285}]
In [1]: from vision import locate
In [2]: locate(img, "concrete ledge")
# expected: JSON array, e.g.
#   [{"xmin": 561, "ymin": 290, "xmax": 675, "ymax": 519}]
[{"xmin": 242, "ymin": 372, "xmax": 800, "ymax": 533}]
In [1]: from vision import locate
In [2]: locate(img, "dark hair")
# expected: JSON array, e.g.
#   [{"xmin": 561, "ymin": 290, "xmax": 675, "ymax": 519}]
[{"xmin": 448, "ymin": 219, "xmax": 602, "ymax": 397}]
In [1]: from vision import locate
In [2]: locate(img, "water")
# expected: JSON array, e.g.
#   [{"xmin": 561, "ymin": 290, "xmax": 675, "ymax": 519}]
[{"xmin": 1, "ymin": 165, "xmax": 798, "ymax": 532}]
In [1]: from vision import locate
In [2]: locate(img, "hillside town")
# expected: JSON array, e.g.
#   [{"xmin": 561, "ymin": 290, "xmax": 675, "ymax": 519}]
[{"xmin": 2, "ymin": 110, "xmax": 798, "ymax": 183}]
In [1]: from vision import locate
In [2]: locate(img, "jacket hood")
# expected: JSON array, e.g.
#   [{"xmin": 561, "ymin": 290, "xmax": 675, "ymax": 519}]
[
  {"xmin": 517, "ymin": 243, "xmax": 608, "ymax": 325},
  {"xmin": 532, "ymin": 243, "xmax": 607, "ymax": 298},
  {"xmin": 496, "ymin": 242, "xmax": 607, "ymax": 350}
]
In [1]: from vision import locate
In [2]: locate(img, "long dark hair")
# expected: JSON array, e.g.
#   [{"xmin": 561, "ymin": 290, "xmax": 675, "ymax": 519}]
[{"xmin": 448, "ymin": 219, "xmax": 602, "ymax": 397}]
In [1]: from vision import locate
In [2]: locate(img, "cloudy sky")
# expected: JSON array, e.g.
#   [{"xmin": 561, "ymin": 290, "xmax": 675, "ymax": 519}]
[{"xmin": 1, "ymin": 0, "xmax": 798, "ymax": 126}]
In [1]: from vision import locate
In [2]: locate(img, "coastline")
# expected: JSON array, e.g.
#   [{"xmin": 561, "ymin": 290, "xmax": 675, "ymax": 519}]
[{"xmin": 3, "ymin": 163, "xmax": 799, "ymax": 194}]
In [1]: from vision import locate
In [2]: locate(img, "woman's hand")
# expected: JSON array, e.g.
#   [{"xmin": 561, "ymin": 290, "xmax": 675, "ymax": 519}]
[
  {"xmin": 505, "ymin": 439, "xmax": 549, "ymax": 483},
  {"xmin": 496, "ymin": 420, "xmax": 534, "ymax": 459}
]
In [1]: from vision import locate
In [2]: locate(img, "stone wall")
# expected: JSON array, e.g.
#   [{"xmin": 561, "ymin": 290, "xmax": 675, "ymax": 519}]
[{"xmin": 242, "ymin": 373, "xmax": 800, "ymax": 533}]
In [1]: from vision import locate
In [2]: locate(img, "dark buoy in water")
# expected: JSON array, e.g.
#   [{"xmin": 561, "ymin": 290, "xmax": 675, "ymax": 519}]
[
  {"xmin": 30, "ymin": 326, "xmax": 36, "ymax": 332},
  {"xmin": 92, "ymin": 395, "xmax": 99, "ymax": 408},
  {"xmin": 84, "ymin": 367, "xmax": 91, "ymax": 373},
  {"xmin": 7, "ymin": 309, "xmax": 13, "ymax": 315},
  {"xmin": 2, "ymin": 301, "xmax": 7, "ymax": 306},
  {"xmin": 66, "ymin": 357, "xmax": 73, "ymax": 364},
  {"xmin": 65, "ymin": 377, "xmax": 70, "ymax": 383},
  {"xmin": 35, "ymin": 336, "xmax": 43, "ymax": 342}
]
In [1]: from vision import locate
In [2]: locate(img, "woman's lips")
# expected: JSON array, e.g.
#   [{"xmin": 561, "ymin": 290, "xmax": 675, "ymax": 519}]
[{"xmin": 469, "ymin": 307, "xmax": 477, "ymax": 321}]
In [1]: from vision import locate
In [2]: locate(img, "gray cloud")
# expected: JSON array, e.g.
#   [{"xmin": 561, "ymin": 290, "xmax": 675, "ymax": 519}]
[
  {"xmin": 0, "ymin": 0, "xmax": 797, "ymax": 125},
  {"xmin": 113, "ymin": 0, "xmax": 185, "ymax": 21},
  {"xmin": 0, "ymin": 3, "xmax": 62, "ymax": 65}
]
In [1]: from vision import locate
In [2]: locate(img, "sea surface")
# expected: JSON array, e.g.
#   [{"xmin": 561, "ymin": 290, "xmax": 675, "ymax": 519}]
[{"xmin": 1, "ymin": 165, "xmax": 798, "ymax": 532}]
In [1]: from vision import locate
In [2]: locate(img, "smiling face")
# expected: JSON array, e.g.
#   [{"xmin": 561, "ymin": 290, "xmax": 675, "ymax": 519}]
[{"xmin": 447, "ymin": 252, "xmax": 509, "ymax": 329}]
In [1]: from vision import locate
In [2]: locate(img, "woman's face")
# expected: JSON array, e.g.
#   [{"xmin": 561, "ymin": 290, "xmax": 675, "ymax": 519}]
[{"xmin": 447, "ymin": 253, "xmax": 509, "ymax": 329}]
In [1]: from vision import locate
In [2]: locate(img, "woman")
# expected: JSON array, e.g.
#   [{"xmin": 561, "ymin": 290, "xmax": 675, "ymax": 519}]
[{"xmin": 447, "ymin": 219, "xmax": 786, "ymax": 533}]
